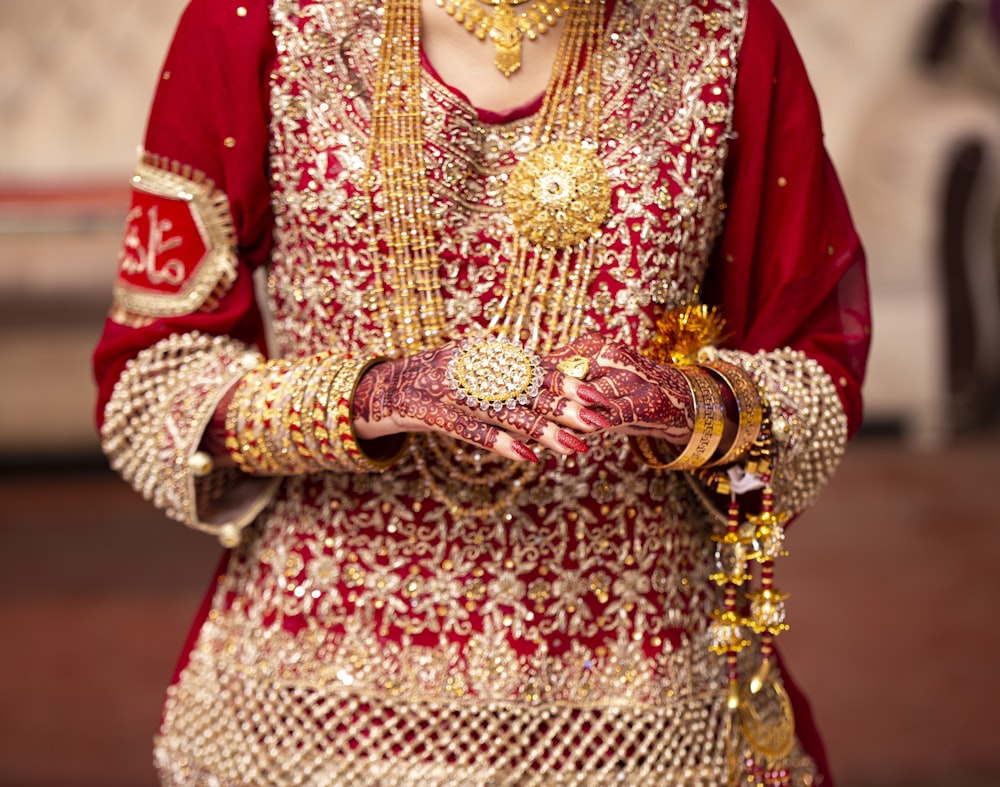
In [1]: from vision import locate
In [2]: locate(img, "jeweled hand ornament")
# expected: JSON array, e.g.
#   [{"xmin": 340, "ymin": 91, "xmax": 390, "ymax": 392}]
[
  {"xmin": 447, "ymin": 336, "xmax": 543, "ymax": 411},
  {"xmin": 556, "ymin": 354, "xmax": 591, "ymax": 380}
]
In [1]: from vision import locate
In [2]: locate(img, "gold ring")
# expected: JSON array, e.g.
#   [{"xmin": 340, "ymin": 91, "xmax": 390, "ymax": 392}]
[{"xmin": 556, "ymin": 355, "xmax": 591, "ymax": 380}]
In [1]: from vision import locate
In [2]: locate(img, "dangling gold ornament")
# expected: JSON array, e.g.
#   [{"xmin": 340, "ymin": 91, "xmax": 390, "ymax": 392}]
[
  {"xmin": 436, "ymin": 0, "xmax": 569, "ymax": 76},
  {"xmin": 738, "ymin": 674, "xmax": 797, "ymax": 764},
  {"xmin": 506, "ymin": 140, "xmax": 611, "ymax": 248}
]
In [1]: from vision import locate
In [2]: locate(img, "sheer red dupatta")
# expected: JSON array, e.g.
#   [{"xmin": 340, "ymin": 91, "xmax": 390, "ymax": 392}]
[
  {"xmin": 702, "ymin": 0, "xmax": 871, "ymax": 438},
  {"xmin": 700, "ymin": 5, "xmax": 871, "ymax": 782}
]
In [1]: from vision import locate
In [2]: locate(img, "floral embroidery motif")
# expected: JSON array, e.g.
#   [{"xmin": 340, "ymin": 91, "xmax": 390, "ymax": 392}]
[{"xmin": 151, "ymin": 0, "xmax": 822, "ymax": 783}]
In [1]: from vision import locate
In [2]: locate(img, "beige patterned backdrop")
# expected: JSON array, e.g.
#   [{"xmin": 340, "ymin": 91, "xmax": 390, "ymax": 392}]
[
  {"xmin": 0, "ymin": 0, "xmax": 187, "ymax": 181},
  {"xmin": 0, "ymin": 1, "xmax": 186, "ymax": 453}
]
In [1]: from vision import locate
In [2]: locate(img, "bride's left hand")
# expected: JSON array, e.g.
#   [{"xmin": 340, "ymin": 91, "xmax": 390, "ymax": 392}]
[{"xmin": 542, "ymin": 333, "xmax": 694, "ymax": 444}]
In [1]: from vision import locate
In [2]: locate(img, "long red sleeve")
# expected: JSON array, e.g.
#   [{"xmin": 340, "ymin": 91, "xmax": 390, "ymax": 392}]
[{"xmin": 93, "ymin": 0, "xmax": 277, "ymax": 428}]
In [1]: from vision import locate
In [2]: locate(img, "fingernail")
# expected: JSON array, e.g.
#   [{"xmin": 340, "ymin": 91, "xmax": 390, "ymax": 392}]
[
  {"xmin": 577, "ymin": 385, "xmax": 611, "ymax": 407},
  {"xmin": 579, "ymin": 409, "xmax": 612, "ymax": 430},
  {"xmin": 557, "ymin": 430, "xmax": 589, "ymax": 453},
  {"xmin": 511, "ymin": 441, "xmax": 540, "ymax": 464}
]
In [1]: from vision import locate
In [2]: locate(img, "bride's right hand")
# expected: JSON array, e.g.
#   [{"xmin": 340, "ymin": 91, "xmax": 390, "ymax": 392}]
[{"xmin": 351, "ymin": 342, "xmax": 612, "ymax": 463}]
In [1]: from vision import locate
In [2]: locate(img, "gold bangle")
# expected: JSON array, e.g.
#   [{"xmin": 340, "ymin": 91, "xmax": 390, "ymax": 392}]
[
  {"xmin": 330, "ymin": 356, "xmax": 410, "ymax": 472},
  {"xmin": 248, "ymin": 377, "xmax": 283, "ymax": 473},
  {"xmin": 670, "ymin": 365, "xmax": 726, "ymax": 469},
  {"xmin": 631, "ymin": 365, "xmax": 725, "ymax": 471},
  {"xmin": 282, "ymin": 352, "xmax": 331, "ymax": 463},
  {"xmin": 271, "ymin": 353, "xmax": 330, "ymax": 470},
  {"xmin": 629, "ymin": 434, "xmax": 675, "ymax": 470},
  {"xmin": 311, "ymin": 356, "xmax": 356, "ymax": 470},
  {"xmin": 227, "ymin": 352, "xmax": 409, "ymax": 475},
  {"xmin": 224, "ymin": 369, "xmax": 280, "ymax": 474},
  {"xmin": 701, "ymin": 359, "xmax": 763, "ymax": 467},
  {"xmin": 300, "ymin": 352, "xmax": 338, "ymax": 463},
  {"xmin": 226, "ymin": 355, "xmax": 329, "ymax": 475},
  {"xmin": 224, "ymin": 376, "xmax": 252, "ymax": 473},
  {"xmin": 233, "ymin": 361, "xmax": 289, "ymax": 475},
  {"xmin": 265, "ymin": 356, "xmax": 327, "ymax": 475}
]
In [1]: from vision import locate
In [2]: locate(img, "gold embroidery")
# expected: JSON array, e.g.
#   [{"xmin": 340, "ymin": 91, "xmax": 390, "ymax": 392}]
[
  {"xmin": 111, "ymin": 153, "xmax": 237, "ymax": 323},
  {"xmin": 151, "ymin": 1, "xmax": 824, "ymax": 784},
  {"xmin": 717, "ymin": 347, "xmax": 850, "ymax": 517},
  {"xmin": 100, "ymin": 332, "xmax": 280, "ymax": 544}
]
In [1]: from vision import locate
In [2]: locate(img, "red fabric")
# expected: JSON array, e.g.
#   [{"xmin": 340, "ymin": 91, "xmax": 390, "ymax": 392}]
[
  {"xmin": 92, "ymin": 0, "xmax": 276, "ymax": 428},
  {"xmin": 92, "ymin": 2, "xmax": 868, "ymax": 782},
  {"xmin": 117, "ymin": 190, "xmax": 209, "ymax": 295},
  {"xmin": 704, "ymin": 0, "xmax": 871, "ymax": 438}
]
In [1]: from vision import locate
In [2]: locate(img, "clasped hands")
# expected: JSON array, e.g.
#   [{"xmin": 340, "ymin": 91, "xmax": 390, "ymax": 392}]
[{"xmin": 353, "ymin": 333, "xmax": 695, "ymax": 463}]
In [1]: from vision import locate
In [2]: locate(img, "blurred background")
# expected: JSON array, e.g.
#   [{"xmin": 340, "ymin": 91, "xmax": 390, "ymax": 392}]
[{"xmin": 1, "ymin": 0, "xmax": 999, "ymax": 785}]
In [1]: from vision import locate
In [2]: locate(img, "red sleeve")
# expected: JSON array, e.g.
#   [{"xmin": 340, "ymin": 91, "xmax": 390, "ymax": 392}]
[
  {"xmin": 703, "ymin": 0, "xmax": 872, "ymax": 436},
  {"xmin": 92, "ymin": 0, "xmax": 276, "ymax": 428}
]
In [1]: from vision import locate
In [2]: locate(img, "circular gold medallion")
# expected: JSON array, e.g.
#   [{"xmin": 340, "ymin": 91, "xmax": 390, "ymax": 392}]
[
  {"xmin": 448, "ymin": 337, "xmax": 544, "ymax": 412},
  {"xmin": 506, "ymin": 141, "xmax": 611, "ymax": 248}
]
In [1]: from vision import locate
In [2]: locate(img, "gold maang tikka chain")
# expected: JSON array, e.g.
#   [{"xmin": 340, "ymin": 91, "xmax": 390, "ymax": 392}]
[{"xmin": 436, "ymin": 0, "xmax": 570, "ymax": 76}]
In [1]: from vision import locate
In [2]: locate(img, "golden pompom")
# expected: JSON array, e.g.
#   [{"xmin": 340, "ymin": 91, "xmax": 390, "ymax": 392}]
[{"xmin": 646, "ymin": 303, "xmax": 728, "ymax": 365}]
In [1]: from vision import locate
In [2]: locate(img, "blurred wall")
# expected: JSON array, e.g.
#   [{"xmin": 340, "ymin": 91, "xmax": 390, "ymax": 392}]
[
  {"xmin": 0, "ymin": 1, "xmax": 188, "ymax": 183},
  {"xmin": 775, "ymin": 0, "xmax": 1000, "ymax": 447},
  {"xmin": 0, "ymin": 0, "xmax": 187, "ymax": 456}
]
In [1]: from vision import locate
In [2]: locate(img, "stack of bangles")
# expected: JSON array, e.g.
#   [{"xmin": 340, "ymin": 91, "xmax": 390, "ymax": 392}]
[
  {"xmin": 223, "ymin": 352, "xmax": 407, "ymax": 475},
  {"xmin": 630, "ymin": 359, "xmax": 764, "ymax": 472}
]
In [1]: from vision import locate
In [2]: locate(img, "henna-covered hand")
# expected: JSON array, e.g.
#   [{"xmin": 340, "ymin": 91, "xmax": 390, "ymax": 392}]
[
  {"xmin": 352, "ymin": 342, "xmax": 613, "ymax": 463},
  {"xmin": 543, "ymin": 333, "xmax": 694, "ymax": 444}
]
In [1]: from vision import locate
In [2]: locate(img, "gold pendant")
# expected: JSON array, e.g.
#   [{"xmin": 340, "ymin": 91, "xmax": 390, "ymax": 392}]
[
  {"xmin": 506, "ymin": 141, "xmax": 612, "ymax": 249},
  {"xmin": 437, "ymin": 0, "xmax": 568, "ymax": 77},
  {"xmin": 738, "ymin": 673, "xmax": 797, "ymax": 763},
  {"xmin": 490, "ymin": 1, "xmax": 523, "ymax": 76}
]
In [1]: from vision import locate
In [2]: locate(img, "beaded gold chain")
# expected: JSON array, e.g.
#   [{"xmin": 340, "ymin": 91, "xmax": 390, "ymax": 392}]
[
  {"xmin": 436, "ymin": 0, "xmax": 570, "ymax": 76},
  {"xmin": 367, "ymin": 0, "xmax": 608, "ymax": 523},
  {"xmin": 367, "ymin": 0, "xmax": 608, "ymax": 359},
  {"xmin": 489, "ymin": 0, "xmax": 609, "ymax": 354},
  {"xmin": 365, "ymin": 0, "xmax": 449, "ymax": 357}
]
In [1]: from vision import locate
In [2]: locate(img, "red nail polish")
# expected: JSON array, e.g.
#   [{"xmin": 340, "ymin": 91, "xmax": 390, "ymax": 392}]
[
  {"xmin": 579, "ymin": 409, "xmax": 612, "ymax": 430},
  {"xmin": 577, "ymin": 385, "xmax": 611, "ymax": 407},
  {"xmin": 557, "ymin": 431, "xmax": 589, "ymax": 453},
  {"xmin": 511, "ymin": 441, "xmax": 540, "ymax": 463}
]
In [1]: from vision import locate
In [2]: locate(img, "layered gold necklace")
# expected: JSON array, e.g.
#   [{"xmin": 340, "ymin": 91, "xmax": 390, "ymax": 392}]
[
  {"xmin": 436, "ymin": 0, "xmax": 570, "ymax": 76},
  {"xmin": 366, "ymin": 0, "xmax": 609, "ymax": 359},
  {"xmin": 366, "ymin": 0, "xmax": 609, "ymax": 521}
]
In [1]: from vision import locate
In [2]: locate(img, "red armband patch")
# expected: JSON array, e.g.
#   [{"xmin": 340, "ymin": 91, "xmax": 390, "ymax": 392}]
[{"xmin": 111, "ymin": 154, "xmax": 237, "ymax": 324}]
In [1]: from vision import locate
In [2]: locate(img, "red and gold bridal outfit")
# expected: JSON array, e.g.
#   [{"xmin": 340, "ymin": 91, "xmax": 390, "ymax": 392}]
[{"xmin": 93, "ymin": 0, "xmax": 870, "ymax": 783}]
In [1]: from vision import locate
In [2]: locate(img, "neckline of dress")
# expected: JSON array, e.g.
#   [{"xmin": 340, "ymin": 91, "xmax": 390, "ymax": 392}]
[
  {"xmin": 418, "ymin": 48, "xmax": 546, "ymax": 126},
  {"xmin": 416, "ymin": 0, "xmax": 619, "ymax": 126}
]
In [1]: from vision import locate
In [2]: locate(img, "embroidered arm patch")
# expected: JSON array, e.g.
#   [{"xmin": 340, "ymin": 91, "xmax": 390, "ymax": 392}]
[{"xmin": 111, "ymin": 154, "xmax": 237, "ymax": 325}]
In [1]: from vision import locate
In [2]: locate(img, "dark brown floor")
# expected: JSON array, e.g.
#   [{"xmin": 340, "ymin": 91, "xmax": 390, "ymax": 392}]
[{"xmin": 1, "ymin": 435, "xmax": 999, "ymax": 787}]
